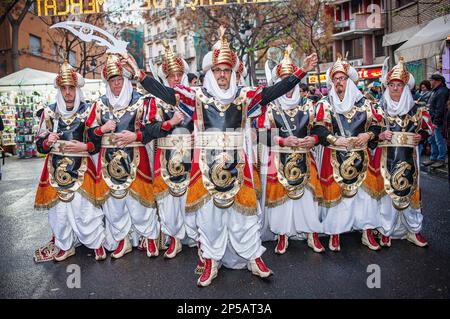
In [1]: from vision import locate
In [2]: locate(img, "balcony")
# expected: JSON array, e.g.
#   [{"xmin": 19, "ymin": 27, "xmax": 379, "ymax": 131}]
[
  {"xmin": 152, "ymin": 56, "xmax": 163, "ymax": 64},
  {"xmin": 333, "ymin": 12, "xmax": 385, "ymax": 39},
  {"xmin": 165, "ymin": 27, "xmax": 177, "ymax": 39}
]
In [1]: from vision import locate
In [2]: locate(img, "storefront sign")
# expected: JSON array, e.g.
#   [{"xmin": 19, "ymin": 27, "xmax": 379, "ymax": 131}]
[
  {"xmin": 36, "ymin": 0, "xmax": 279, "ymax": 16},
  {"xmin": 308, "ymin": 74, "xmax": 327, "ymax": 84},
  {"xmin": 356, "ymin": 67, "xmax": 382, "ymax": 79}
]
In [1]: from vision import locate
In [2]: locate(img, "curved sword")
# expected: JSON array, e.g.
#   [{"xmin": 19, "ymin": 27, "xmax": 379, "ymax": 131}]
[
  {"xmin": 51, "ymin": 21, "xmax": 162, "ymax": 85},
  {"xmin": 51, "ymin": 21, "xmax": 129, "ymax": 54}
]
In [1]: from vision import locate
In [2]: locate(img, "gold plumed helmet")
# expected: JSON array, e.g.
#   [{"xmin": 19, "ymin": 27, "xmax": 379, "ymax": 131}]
[
  {"xmin": 387, "ymin": 56, "xmax": 410, "ymax": 84},
  {"xmin": 102, "ymin": 54, "xmax": 123, "ymax": 81},
  {"xmin": 55, "ymin": 59, "xmax": 78, "ymax": 87},
  {"xmin": 161, "ymin": 40, "xmax": 185, "ymax": 76},
  {"xmin": 212, "ymin": 26, "xmax": 237, "ymax": 68},
  {"xmin": 276, "ymin": 45, "xmax": 299, "ymax": 78},
  {"xmin": 330, "ymin": 53, "xmax": 351, "ymax": 79}
]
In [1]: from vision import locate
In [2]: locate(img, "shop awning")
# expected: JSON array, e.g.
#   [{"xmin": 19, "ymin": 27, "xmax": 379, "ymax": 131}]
[
  {"xmin": 382, "ymin": 24, "xmax": 425, "ymax": 47},
  {"xmin": 0, "ymin": 68, "xmax": 103, "ymax": 95},
  {"xmin": 394, "ymin": 14, "xmax": 450, "ymax": 62}
]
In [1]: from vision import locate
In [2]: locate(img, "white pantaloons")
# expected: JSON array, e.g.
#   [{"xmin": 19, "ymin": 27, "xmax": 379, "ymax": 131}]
[
  {"xmin": 378, "ymin": 195, "xmax": 423, "ymax": 238},
  {"xmin": 184, "ymin": 211, "xmax": 199, "ymax": 247},
  {"xmin": 103, "ymin": 195, "xmax": 159, "ymax": 251},
  {"xmin": 48, "ymin": 192, "xmax": 105, "ymax": 251},
  {"xmin": 196, "ymin": 200, "xmax": 266, "ymax": 263},
  {"xmin": 157, "ymin": 193, "xmax": 186, "ymax": 240},
  {"xmin": 267, "ymin": 188, "xmax": 323, "ymax": 236},
  {"xmin": 321, "ymin": 188, "xmax": 380, "ymax": 235}
]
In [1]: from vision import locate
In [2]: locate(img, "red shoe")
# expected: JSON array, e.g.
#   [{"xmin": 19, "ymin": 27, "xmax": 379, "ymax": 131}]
[
  {"xmin": 164, "ymin": 236, "xmax": 182, "ymax": 259},
  {"xmin": 380, "ymin": 235, "xmax": 391, "ymax": 248},
  {"xmin": 197, "ymin": 258, "xmax": 218, "ymax": 287},
  {"xmin": 195, "ymin": 258, "xmax": 205, "ymax": 275},
  {"xmin": 362, "ymin": 229, "xmax": 381, "ymax": 251},
  {"xmin": 146, "ymin": 238, "xmax": 159, "ymax": 257},
  {"xmin": 406, "ymin": 232, "xmax": 428, "ymax": 247},
  {"xmin": 194, "ymin": 244, "xmax": 205, "ymax": 275},
  {"xmin": 308, "ymin": 233, "xmax": 325, "ymax": 253},
  {"xmin": 111, "ymin": 237, "xmax": 132, "ymax": 259},
  {"xmin": 95, "ymin": 246, "xmax": 107, "ymax": 261},
  {"xmin": 275, "ymin": 234, "xmax": 288, "ymax": 254},
  {"xmin": 329, "ymin": 234, "xmax": 340, "ymax": 252},
  {"xmin": 33, "ymin": 236, "xmax": 58, "ymax": 263},
  {"xmin": 249, "ymin": 257, "xmax": 273, "ymax": 278},
  {"xmin": 54, "ymin": 246, "xmax": 75, "ymax": 262}
]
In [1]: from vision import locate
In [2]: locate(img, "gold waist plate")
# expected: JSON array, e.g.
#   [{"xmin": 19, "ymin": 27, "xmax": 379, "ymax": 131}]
[
  {"xmin": 50, "ymin": 140, "xmax": 89, "ymax": 157},
  {"xmin": 379, "ymin": 132, "xmax": 416, "ymax": 148},
  {"xmin": 101, "ymin": 133, "xmax": 144, "ymax": 148},
  {"xmin": 195, "ymin": 131, "xmax": 244, "ymax": 150},
  {"xmin": 158, "ymin": 134, "xmax": 193, "ymax": 150}
]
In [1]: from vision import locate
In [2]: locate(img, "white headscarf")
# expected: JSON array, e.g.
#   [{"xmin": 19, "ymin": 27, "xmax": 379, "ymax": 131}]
[
  {"xmin": 203, "ymin": 69, "xmax": 238, "ymax": 105},
  {"xmin": 329, "ymin": 79, "xmax": 364, "ymax": 114},
  {"xmin": 105, "ymin": 77, "xmax": 133, "ymax": 110},
  {"xmin": 383, "ymin": 86, "xmax": 415, "ymax": 116},
  {"xmin": 55, "ymin": 87, "xmax": 84, "ymax": 119},
  {"xmin": 274, "ymin": 80, "xmax": 301, "ymax": 110}
]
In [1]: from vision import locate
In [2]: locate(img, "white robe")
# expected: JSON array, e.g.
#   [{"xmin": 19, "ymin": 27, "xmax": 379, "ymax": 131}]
[
  {"xmin": 196, "ymin": 200, "xmax": 266, "ymax": 263},
  {"xmin": 103, "ymin": 196, "xmax": 159, "ymax": 251},
  {"xmin": 48, "ymin": 192, "xmax": 105, "ymax": 251},
  {"xmin": 267, "ymin": 188, "xmax": 323, "ymax": 236},
  {"xmin": 378, "ymin": 196, "xmax": 423, "ymax": 238},
  {"xmin": 321, "ymin": 188, "xmax": 381, "ymax": 235}
]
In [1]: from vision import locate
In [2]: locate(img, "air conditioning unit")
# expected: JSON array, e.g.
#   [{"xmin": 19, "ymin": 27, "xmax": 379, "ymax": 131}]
[{"xmin": 350, "ymin": 59, "xmax": 363, "ymax": 66}]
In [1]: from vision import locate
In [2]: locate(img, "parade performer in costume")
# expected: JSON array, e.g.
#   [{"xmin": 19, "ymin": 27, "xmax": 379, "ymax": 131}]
[
  {"xmin": 34, "ymin": 60, "xmax": 106, "ymax": 262},
  {"xmin": 142, "ymin": 42, "xmax": 196, "ymax": 258},
  {"xmin": 124, "ymin": 26, "xmax": 318, "ymax": 286},
  {"xmin": 377, "ymin": 57, "xmax": 433, "ymax": 248},
  {"xmin": 87, "ymin": 54, "xmax": 164, "ymax": 259},
  {"xmin": 311, "ymin": 55, "xmax": 383, "ymax": 252},
  {"xmin": 257, "ymin": 46, "xmax": 325, "ymax": 254}
]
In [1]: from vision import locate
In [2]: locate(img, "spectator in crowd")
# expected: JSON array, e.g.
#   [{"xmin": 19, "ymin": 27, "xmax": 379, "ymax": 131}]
[
  {"xmin": 0, "ymin": 115, "xmax": 3, "ymax": 180},
  {"xmin": 0, "ymin": 116, "xmax": 3, "ymax": 136},
  {"xmin": 307, "ymin": 85, "xmax": 321, "ymax": 103},
  {"xmin": 416, "ymin": 80, "xmax": 432, "ymax": 106},
  {"xmin": 299, "ymin": 83, "xmax": 309, "ymax": 98},
  {"xmin": 423, "ymin": 73, "xmax": 449, "ymax": 168},
  {"xmin": 187, "ymin": 73, "xmax": 199, "ymax": 86},
  {"xmin": 444, "ymin": 100, "xmax": 450, "ymax": 187},
  {"xmin": 198, "ymin": 72, "xmax": 205, "ymax": 86}
]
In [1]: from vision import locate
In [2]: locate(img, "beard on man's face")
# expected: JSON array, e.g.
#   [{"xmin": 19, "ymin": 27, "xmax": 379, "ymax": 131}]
[{"xmin": 335, "ymin": 84, "xmax": 345, "ymax": 94}]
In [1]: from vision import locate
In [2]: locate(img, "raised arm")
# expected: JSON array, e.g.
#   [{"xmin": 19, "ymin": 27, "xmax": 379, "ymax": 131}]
[{"xmin": 247, "ymin": 53, "xmax": 318, "ymax": 117}]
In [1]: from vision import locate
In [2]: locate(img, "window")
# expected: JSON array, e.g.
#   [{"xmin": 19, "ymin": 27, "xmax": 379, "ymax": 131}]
[
  {"xmin": 344, "ymin": 37, "xmax": 363, "ymax": 60},
  {"xmin": 68, "ymin": 51, "xmax": 76, "ymax": 67},
  {"xmin": 351, "ymin": 0, "xmax": 362, "ymax": 15},
  {"xmin": 374, "ymin": 34, "xmax": 384, "ymax": 57},
  {"xmin": 29, "ymin": 35, "xmax": 41, "ymax": 56}
]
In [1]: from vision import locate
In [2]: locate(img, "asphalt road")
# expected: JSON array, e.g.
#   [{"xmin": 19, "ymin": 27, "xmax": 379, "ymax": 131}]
[{"xmin": 0, "ymin": 156, "xmax": 449, "ymax": 299}]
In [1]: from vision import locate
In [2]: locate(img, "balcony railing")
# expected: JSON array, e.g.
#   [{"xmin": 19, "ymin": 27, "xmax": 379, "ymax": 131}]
[{"xmin": 333, "ymin": 12, "xmax": 385, "ymax": 38}]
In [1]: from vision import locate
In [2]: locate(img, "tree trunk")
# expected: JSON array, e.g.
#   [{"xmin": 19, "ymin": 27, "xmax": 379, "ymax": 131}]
[
  {"xmin": 11, "ymin": 22, "xmax": 19, "ymax": 72},
  {"xmin": 249, "ymin": 53, "xmax": 257, "ymax": 86}
]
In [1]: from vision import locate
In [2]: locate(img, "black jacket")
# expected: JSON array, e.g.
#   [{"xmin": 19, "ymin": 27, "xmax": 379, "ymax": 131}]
[{"xmin": 428, "ymin": 83, "xmax": 450, "ymax": 126}]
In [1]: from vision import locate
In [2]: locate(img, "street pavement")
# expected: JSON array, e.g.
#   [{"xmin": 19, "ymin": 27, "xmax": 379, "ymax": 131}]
[{"xmin": 0, "ymin": 156, "xmax": 449, "ymax": 299}]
